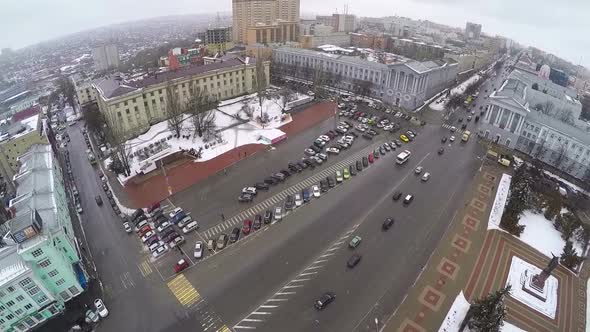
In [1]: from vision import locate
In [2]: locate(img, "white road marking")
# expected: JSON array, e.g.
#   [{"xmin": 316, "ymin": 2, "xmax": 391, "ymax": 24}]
[
  {"xmin": 299, "ymin": 271, "xmax": 317, "ymax": 276},
  {"xmin": 276, "ymin": 291, "xmax": 296, "ymax": 295},
  {"xmin": 251, "ymin": 311, "xmax": 271, "ymax": 315},
  {"xmin": 313, "ymin": 259, "xmax": 329, "ymax": 264},
  {"xmin": 266, "ymin": 298, "xmax": 288, "ymax": 302},
  {"xmin": 283, "ymin": 285, "xmax": 304, "ymax": 289},
  {"xmin": 304, "ymin": 265, "xmax": 323, "ymax": 270},
  {"xmin": 259, "ymin": 305, "xmax": 278, "ymax": 308},
  {"xmin": 326, "ymin": 246, "xmax": 339, "ymax": 252},
  {"xmin": 291, "ymin": 278, "xmax": 311, "ymax": 282},
  {"xmin": 234, "ymin": 325, "xmax": 257, "ymax": 329},
  {"xmin": 319, "ymin": 253, "xmax": 334, "ymax": 258},
  {"xmin": 243, "ymin": 318, "xmax": 263, "ymax": 322},
  {"xmin": 334, "ymin": 241, "xmax": 345, "ymax": 245}
]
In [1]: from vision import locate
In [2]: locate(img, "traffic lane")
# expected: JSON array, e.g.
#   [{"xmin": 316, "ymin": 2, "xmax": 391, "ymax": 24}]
[
  {"xmin": 190, "ymin": 126, "xmax": 440, "ymax": 322},
  {"xmin": 248, "ymin": 132, "xmax": 482, "ymax": 332},
  {"xmin": 170, "ymin": 115, "xmax": 377, "ymax": 229}
]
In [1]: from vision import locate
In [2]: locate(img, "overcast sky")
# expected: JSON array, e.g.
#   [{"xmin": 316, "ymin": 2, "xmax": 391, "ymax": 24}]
[{"xmin": 1, "ymin": 0, "xmax": 588, "ymax": 67}]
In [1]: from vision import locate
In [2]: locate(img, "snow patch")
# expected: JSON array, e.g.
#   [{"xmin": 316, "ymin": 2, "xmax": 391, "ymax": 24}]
[
  {"xmin": 438, "ymin": 291, "xmax": 470, "ymax": 332},
  {"xmin": 518, "ymin": 210, "xmax": 583, "ymax": 259},
  {"xmin": 505, "ymin": 256, "xmax": 558, "ymax": 319},
  {"xmin": 543, "ymin": 170, "xmax": 590, "ymax": 196},
  {"xmin": 502, "ymin": 322, "xmax": 527, "ymax": 332},
  {"xmin": 451, "ymin": 74, "xmax": 481, "ymax": 96},
  {"xmin": 488, "ymin": 173, "xmax": 512, "ymax": 231}
]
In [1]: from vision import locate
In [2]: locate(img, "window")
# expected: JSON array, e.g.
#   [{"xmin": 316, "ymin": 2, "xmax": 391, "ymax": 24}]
[
  {"xmin": 18, "ymin": 278, "xmax": 32, "ymax": 288},
  {"xmin": 55, "ymin": 279, "xmax": 65, "ymax": 286},
  {"xmin": 7, "ymin": 286, "xmax": 15, "ymax": 293},
  {"xmin": 124, "ymin": 101, "xmax": 128, "ymax": 106},
  {"xmin": 14, "ymin": 309, "xmax": 23, "ymax": 316},
  {"xmin": 48, "ymin": 270, "xmax": 58, "ymax": 278},
  {"xmin": 60, "ymin": 291, "xmax": 70, "ymax": 301},
  {"xmin": 134, "ymin": 106, "xmax": 138, "ymax": 112},
  {"xmin": 126, "ymin": 109, "xmax": 130, "ymax": 114},
  {"xmin": 133, "ymin": 98, "xmax": 136, "ymax": 103},
  {"xmin": 16, "ymin": 295, "xmax": 24, "ymax": 302},
  {"xmin": 24, "ymin": 304, "xmax": 33, "ymax": 310},
  {"xmin": 36, "ymin": 295, "xmax": 48, "ymax": 304},
  {"xmin": 5, "ymin": 314, "xmax": 14, "ymax": 321},
  {"xmin": 68, "ymin": 286, "xmax": 79, "ymax": 295},
  {"xmin": 6, "ymin": 301, "xmax": 14, "ymax": 307},
  {"xmin": 31, "ymin": 249, "xmax": 43, "ymax": 258}
]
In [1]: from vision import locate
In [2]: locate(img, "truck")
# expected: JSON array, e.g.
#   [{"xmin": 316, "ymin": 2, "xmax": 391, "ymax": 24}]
[
  {"xmin": 462, "ymin": 130, "xmax": 471, "ymax": 142},
  {"xmin": 396, "ymin": 150, "xmax": 411, "ymax": 165}
]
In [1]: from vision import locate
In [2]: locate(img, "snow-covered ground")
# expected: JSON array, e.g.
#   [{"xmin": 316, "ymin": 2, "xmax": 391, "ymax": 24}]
[
  {"xmin": 488, "ymin": 174, "xmax": 512, "ymax": 231},
  {"xmin": 428, "ymin": 74, "xmax": 481, "ymax": 111},
  {"xmin": 518, "ymin": 210, "xmax": 584, "ymax": 259},
  {"xmin": 116, "ymin": 91, "xmax": 310, "ymax": 184},
  {"xmin": 506, "ymin": 256, "xmax": 558, "ymax": 319},
  {"xmin": 438, "ymin": 291, "xmax": 470, "ymax": 332},
  {"xmin": 438, "ymin": 291, "xmax": 526, "ymax": 332},
  {"xmin": 543, "ymin": 170, "xmax": 590, "ymax": 196}
]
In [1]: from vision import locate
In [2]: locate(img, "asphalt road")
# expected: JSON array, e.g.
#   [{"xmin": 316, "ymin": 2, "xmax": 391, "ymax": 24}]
[{"xmin": 176, "ymin": 122, "xmax": 484, "ymax": 332}]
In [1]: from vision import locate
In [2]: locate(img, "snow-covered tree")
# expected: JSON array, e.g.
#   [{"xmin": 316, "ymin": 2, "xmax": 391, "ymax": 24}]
[{"xmin": 467, "ymin": 285, "xmax": 511, "ymax": 332}]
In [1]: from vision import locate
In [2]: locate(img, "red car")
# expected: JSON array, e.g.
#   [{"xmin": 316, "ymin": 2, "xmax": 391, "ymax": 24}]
[
  {"xmin": 242, "ymin": 219, "xmax": 252, "ymax": 234},
  {"xmin": 368, "ymin": 153, "xmax": 374, "ymax": 163},
  {"xmin": 147, "ymin": 202, "xmax": 161, "ymax": 213},
  {"xmin": 174, "ymin": 259, "xmax": 189, "ymax": 273},
  {"xmin": 138, "ymin": 226, "xmax": 152, "ymax": 237}
]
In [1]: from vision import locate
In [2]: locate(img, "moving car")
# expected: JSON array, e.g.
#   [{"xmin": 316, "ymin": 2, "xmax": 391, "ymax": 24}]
[
  {"xmin": 94, "ymin": 299, "xmax": 109, "ymax": 318},
  {"xmin": 441, "ymin": 137, "xmax": 447, "ymax": 143},
  {"xmin": 414, "ymin": 166, "xmax": 423, "ymax": 174},
  {"xmin": 194, "ymin": 241, "xmax": 203, "ymax": 259},
  {"xmin": 438, "ymin": 147, "xmax": 445, "ymax": 155},
  {"xmin": 95, "ymin": 195, "xmax": 103, "ymax": 206},
  {"xmin": 449, "ymin": 135, "xmax": 456, "ymax": 142},
  {"xmin": 382, "ymin": 217, "xmax": 395, "ymax": 230},
  {"xmin": 392, "ymin": 191, "xmax": 402, "ymax": 201},
  {"xmin": 347, "ymin": 254, "xmax": 362, "ymax": 268},
  {"xmin": 349, "ymin": 235, "xmax": 362, "ymax": 248},
  {"xmin": 174, "ymin": 259, "xmax": 189, "ymax": 273},
  {"xmin": 403, "ymin": 194, "xmax": 414, "ymax": 205},
  {"xmin": 421, "ymin": 172, "xmax": 431, "ymax": 182},
  {"xmin": 238, "ymin": 193, "xmax": 254, "ymax": 202},
  {"xmin": 315, "ymin": 292, "xmax": 336, "ymax": 310}
]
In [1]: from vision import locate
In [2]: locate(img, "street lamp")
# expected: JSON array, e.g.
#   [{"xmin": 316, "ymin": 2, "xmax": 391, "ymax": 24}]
[{"xmin": 374, "ymin": 318, "xmax": 379, "ymax": 332}]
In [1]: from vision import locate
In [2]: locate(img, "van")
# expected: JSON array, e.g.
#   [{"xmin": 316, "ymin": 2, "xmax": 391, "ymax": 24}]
[{"xmin": 182, "ymin": 221, "xmax": 199, "ymax": 234}]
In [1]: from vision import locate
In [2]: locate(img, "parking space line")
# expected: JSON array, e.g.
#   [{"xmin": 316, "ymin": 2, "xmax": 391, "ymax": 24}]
[
  {"xmin": 299, "ymin": 271, "xmax": 317, "ymax": 276},
  {"xmin": 251, "ymin": 311, "xmax": 271, "ymax": 315},
  {"xmin": 276, "ymin": 291, "xmax": 296, "ymax": 295},
  {"xmin": 266, "ymin": 298, "xmax": 288, "ymax": 302},
  {"xmin": 313, "ymin": 259, "xmax": 329, "ymax": 264},
  {"xmin": 259, "ymin": 305, "xmax": 279, "ymax": 309},
  {"xmin": 234, "ymin": 325, "xmax": 256, "ymax": 330},
  {"xmin": 242, "ymin": 318, "xmax": 263, "ymax": 322},
  {"xmin": 291, "ymin": 278, "xmax": 311, "ymax": 282}
]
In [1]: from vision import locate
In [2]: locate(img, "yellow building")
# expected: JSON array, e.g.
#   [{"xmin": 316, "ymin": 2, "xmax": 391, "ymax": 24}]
[
  {"xmin": 0, "ymin": 114, "xmax": 48, "ymax": 192},
  {"xmin": 94, "ymin": 56, "xmax": 270, "ymax": 138},
  {"xmin": 246, "ymin": 21, "xmax": 299, "ymax": 45},
  {"xmin": 232, "ymin": 0, "xmax": 300, "ymax": 44}
]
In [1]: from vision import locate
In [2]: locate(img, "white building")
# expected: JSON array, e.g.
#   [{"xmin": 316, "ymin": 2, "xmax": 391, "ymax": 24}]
[{"xmin": 92, "ymin": 44, "xmax": 120, "ymax": 71}]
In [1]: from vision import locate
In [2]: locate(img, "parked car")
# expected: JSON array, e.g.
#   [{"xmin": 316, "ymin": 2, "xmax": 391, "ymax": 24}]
[
  {"xmin": 263, "ymin": 210, "xmax": 273, "ymax": 224},
  {"xmin": 421, "ymin": 172, "xmax": 431, "ymax": 182},
  {"xmin": 349, "ymin": 164, "xmax": 357, "ymax": 176},
  {"xmin": 152, "ymin": 244, "xmax": 169, "ymax": 258},
  {"xmin": 123, "ymin": 222, "xmax": 132, "ymax": 233},
  {"xmin": 238, "ymin": 193, "xmax": 254, "ymax": 202},
  {"xmin": 274, "ymin": 206, "xmax": 283, "ymax": 221},
  {"xmin": 242, "ymin": 219, "xmax": 253, "ymax": 234},
  {"xmin": 327, "ymin": 176, "xmax": 335, "ymax": 188},
  {"xmin": 230, "ymin": 228, "xmax": 240, "ymax": 243},
  {"xmin": 362, "ymin": 157, "xmax": 369, "ymax": 167},
  {"xmin": 177, "ymin": 216, "xmax": 193, "ymax": 228},
  {"xmin": 253, "ymin": 215, "xmax": 262, "ymax": 230},
  {"xmin": 174, "ymin": 259, "xmax": 190, "ymax": 273},
  {"xmin": 302, "ymin": 188, "xmax": 311, "ymax": 202},
  {"xmin": 285, "ymin": 195, "xmax": 295, "ymax": 210},
  {"xmin": 182, "ymin": 221, "xmax": 199, "ymax": 234},
  {"xmin": 141, "ymin": 231, "xmax": 156, "ymax": 243},
  {"xmin": 216, "ymin": 234, "xmax": 229, "ymax": 250},
  {"xmin": 382, "ymin": 217, "xmax": 395, "ymax": 230},
  {"xmin": 255, "ymin": 182, "xmax": 270, "ymax": 190},
  {"xmin": 312, "ymin": 185, "xmax": 321, "ymax": 197},
  {"xmin": 294, "ymin": 194, "xmax": 303, "ymax": 207},
  {"xmin": 94, "ymin": 299, "xmax": 109, "ymax": 318},
  {"xmin": 314, "ymin": 292, "xmax": 336, "ymax": 310},
  {"xmin": 320, "ymin": 179, "xmax": 329, "ymax": 192},
  {"xmin": 169, "ymin": 207, "xmax": 183, "ymax": 219},
  {"xmin": 207, "ymin": 239, "xmax": 215, "ymax": 251},
  {"xmin": 242, "ymin": 187, "xmax": 258, "ymax": 195},
  {"xmin": 403, "ymin": 194, "xmax": 414, "ymax": 205},
  {"xmin": 194, "ymin": 241, "xmax": 203, "ymax": 259}
]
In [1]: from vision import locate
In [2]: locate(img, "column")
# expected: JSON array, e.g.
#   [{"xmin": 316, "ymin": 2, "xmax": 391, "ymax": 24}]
[
  {"xmin": 516, "ymin": 117, "xmax": 525, "ymax": 134},
  {"xmin": 404, "ymin": 75, "xmax": 409, "ymax": 92},
  {"xmin": 506, "ymin": 112, "xmax": 514, "ymax": 129},
  {"xmin": 495, "ymin": 108, "xmax": 504, "ymax": 125}
]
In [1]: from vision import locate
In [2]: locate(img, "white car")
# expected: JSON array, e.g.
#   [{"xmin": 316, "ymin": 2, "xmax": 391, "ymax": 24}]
[
  {"xmin": 94, "ymin": 299, "xmax": 109, "ymax": 318},
  {"xmin": 157, "ymin": 221, "xmax": 171, "ymax": 233},
  {"xmin": 134, "ymin": 220, "xmax": 148, "ymax": 232},
  {"xmin": 355, "ymin": 125, "xmax": 366, "ymax": 132},
  {"xmin": 304, "ymin": 148, "xmax": 316, "ymax": 156},
  {"xmin": 242, "ymin": 187, "xmax": 257, "ymax": 195},
  {"xmin": 177, "ymin": 216, "xmax": 192, "ymax": 228},
  {"xmin": 335, "ymin": 171, "xmax": 343, "ymax": 183},
  {"xmin": 194, "ymin": 241, "xmax": 203, "ymax": 259},
  {"xmin": 123, "ymin": 222, "xmax": 132, "ymax": 233},
  {"xmin": 316, "ymin": 153, "xmax": 328, "ymax": 161},
  {"xmin": 148, "ymin": 241, "xmax": 164, "ymax": 252},
  {"xmin": 311, "ymin": 185, "xmax": 321, "ymax": 197},
  {"xmin": 182, "ymin": 221, "xmax": 199, "ymax": 234},
  {"xmin": 141, "ymin": 231, "xmax": 155, "ymax": 243},
  {"xmin": 326, "ymin": 147, "xmax": 340, "ymax": 155},
  {"xmin": 151, "ymin": 244, "xmax": 169, "ymax": 258},
  {"xmin": 421, "ymin": 172, "xmax": 431, "ymax": 182},
  {"xmin": 449, "ymin": 135, "xmax": 456, "ymax": 142},
  {"xmin": 318, "ymin": 135, "xmax": 331, "ymax": 142},
  {"xmin": 274, "ymin": 206, "xmax": 283, "ymax": 221},
  {"xmin": 450, "ymin": 126, "xmax": 457, "ymax": 132},
  {"xmin": 336, "ymin": 126, "xmax": 348, "ymax": 132},
  {"xmin": 169, "ymin": 207, "xmax": 183, "ymax": 219},
  {"xmin": 414, "ymin": 166, "xmax": 423, "ymax": 174},
  {"xmin": 294, "ymin": 194, "xmax": 303, "ymax": 207}
]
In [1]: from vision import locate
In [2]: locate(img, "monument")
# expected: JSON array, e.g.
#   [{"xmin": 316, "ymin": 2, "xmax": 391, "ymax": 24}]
[{"xmin": 522, "ymin": 254, "xmax": 559, "ymax": 301}]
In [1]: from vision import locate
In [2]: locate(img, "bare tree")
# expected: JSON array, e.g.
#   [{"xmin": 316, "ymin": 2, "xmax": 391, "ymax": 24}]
[
  {"xmin": 352, "ymin": 79, "xmax": 373, "ymax": 97},
  {"xmin": 556, "ymin": 109, "xmax": 575, "ymax": 125},
  {"xmin": 532, "ymin": 139, "xmax": 548, "ymax": 161},
  {"xmin": 278, "ymin": 87, "xmax": 294, "ymax": 111},
  {"xmin": 186, "ymin": 83, "xmax": 217, "ymax": 137},
  {"xmin": 553, "ymin": 143, "xmax": 568, "ymax": 169},
  {"xmin": 254, "ymin": 50, "xmax": 268, "ymax": 121},
  {"xmin": 56, "ymin": 76, "xmax": 77, "ymax": 113},
  {"xmin": 165, "ymin": 81, "xmax": 185, "ymax": 137},
  {"xmin": 535, "ymin": 101, "xmax": 555, "ymax": 116},
  {"xmin": 241, "ymin": 103, "xmax": 255, "ymax": 119},
  {"xmin": 104, "ymin": 111, "xmax": 132, "ymax": 176}
]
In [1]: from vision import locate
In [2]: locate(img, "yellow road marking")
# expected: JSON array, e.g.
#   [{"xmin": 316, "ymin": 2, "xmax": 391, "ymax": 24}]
[
  {"xmin": 139, "ymin": 261, "xmax": 152, "ymax": 276},
  {"xmin": 167, "ymin": 274, "xmax": 201, "ymax": 306},
  {"xmin": 217, "ymin": 325, "xmax": 231, "ymax": 332}
]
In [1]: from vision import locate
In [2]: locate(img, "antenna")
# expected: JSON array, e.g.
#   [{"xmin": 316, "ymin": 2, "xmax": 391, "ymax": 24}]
[{"xmin": 216, "ymin": 12, "xmax": 221, "ymax": 28}]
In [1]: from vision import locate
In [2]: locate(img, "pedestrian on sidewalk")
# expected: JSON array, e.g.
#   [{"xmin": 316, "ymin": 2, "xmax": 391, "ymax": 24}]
[
  {"xmin": 224, "ymin": 169, "xmax": 227, "ymax": 175},
  {"xmin": 221, "ymin": 213, "xmax": 225, "ymax": 221}
]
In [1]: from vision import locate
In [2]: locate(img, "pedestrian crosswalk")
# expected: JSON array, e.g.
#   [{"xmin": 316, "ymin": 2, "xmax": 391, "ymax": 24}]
[
  {"xmin": 200, "ymin": 143, "xmax": 382, "ymax": 240},
  {"xmin": 442, "ymin": 123, "xmax": 467, "ymax": 135},
  {"xmin": 138, "ymin": 260, "xmax": 153, "ymax": 277},
  {"xmin": 167, "ymin": 274, "xmax": 202, "ymax": 307}
]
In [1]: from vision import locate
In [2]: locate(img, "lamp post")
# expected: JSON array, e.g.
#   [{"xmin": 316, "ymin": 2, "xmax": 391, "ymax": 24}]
[{"xmin": 374, "ymin": 318, "xmax": 379, "ymax": 332}]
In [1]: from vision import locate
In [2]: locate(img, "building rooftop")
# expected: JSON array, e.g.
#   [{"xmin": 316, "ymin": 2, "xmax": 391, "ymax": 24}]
[
  {"xmin": 95, "ymin": 57, "xmax": 255, "ymax": 100},
  {"xmin": 0, "ymin": 246, "xmax": 29, "ymax": 287}
]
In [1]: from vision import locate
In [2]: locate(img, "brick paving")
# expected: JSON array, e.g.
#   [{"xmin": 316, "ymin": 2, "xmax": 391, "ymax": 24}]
[
  {"xmin": 384, "ymin": 163, "xmax": 588, "ymax": 332},
  {"xmin": 116, "ymin": 101, "xmax": 336, "ymax": 208}
]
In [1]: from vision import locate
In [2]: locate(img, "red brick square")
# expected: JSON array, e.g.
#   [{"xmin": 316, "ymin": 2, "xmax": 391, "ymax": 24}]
[
  {"xmin": 418, "ymin": 286, "xmax": 446, "ymax": 312},
  {"xmin": 398, "ymin": 319, "xmax": 426, "ymax": 332},
  {"xmin": 470, "ymin": 198, "xmax": 487, "ymax": 211},
  {"xmin": 463, "ymin": 215, "xmax": 480, "ymax": 230},
  {"xmin": 437, "ymin": 258, "xmax": 460, "ymax": 280},
  {"xmin": 452, "ymin": 234, "xmax": 471, "ymax": 253}
]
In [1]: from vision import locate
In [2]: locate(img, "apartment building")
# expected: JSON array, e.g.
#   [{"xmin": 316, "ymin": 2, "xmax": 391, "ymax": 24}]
[
  {"xmin": 0, "ymin": 144, "xmax": 86, "ymax": 332},
  {"xmin": 232, "ymin": 0, "xmax": 300, "ymax": 44},
  {"xmin": 94, "ymin": 56, "xmax": 269, "ymax": 138},
  {"xmin": 92, "ymin": 44, "xmax": 120, "ymax": 71},
  {"xmin": 272, "ymin": 47, "xmax": 458, "ymax": 110}
]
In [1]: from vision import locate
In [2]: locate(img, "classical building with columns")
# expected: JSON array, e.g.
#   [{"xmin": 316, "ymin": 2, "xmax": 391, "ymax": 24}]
[
  {"xmin": 272, "ymin": 47, "xmax": 458, "ymax": 110},
  {"xmin": 481, "ymin": 70, "xmax": 590, "ymax": 180}
]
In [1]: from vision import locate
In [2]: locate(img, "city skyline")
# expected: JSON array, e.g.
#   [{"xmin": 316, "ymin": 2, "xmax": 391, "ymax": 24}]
[{"xmin": 1, "ymin": 0, "xmax": 588, "ymax": 68}]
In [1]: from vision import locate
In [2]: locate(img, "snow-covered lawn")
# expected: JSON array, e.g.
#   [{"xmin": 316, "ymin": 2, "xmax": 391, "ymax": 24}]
[
  {"xmin": 518, "ymin": 210, "xmax": 584, "ymax": 258},
  {"xmin": 488, "ymin": 174, "xmax": 512, "ymax": 231},
  {"xmin": 543, "ymin": 170, "xmax": 590, "ymax": 196},
  {"xmin": 116, "ymin": 91, "xmax": 311, "ymax": 184},
  {"xmin": 428, "ymin": 74, "xmax": 481, "ymax": 112},
  {"xmin": 438, "ymin": 291, "xmax": 470, "ymax": 332},
  {"xmin": 506, "ymin": 256, "xmax": 558, "ymax": 319}
]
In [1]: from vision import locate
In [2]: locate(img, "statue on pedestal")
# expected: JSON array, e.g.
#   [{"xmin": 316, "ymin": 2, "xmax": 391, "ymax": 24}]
[{"xmin": 531, "ymin": 254, "xmax": 559, "ymax": 291}]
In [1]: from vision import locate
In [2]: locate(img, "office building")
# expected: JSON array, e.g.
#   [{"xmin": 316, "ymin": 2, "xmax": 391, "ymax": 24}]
[
  {"xmin": 94, "ymin": 56, "xmax": 269, "ymax": 138},
  {"xmin": 272, "ymin": 47, "xmax": 458, "ymax": 110},
  {"xmin": 316, "ymin": 14, "xmax": 356, "ymax": 33},
  {"xmin": 480, "ymin": 69, "xmax": 590, "ymax": 180},
  {"xmin": 465, "ymin": 22, "xmax": 482, "ymax": 40},
  {"xmin": 245, "ymin": 21, "xmax": 299, "ymax": 45},
  {"xmin": 0, "ymin": 144, "xmax": 86, "ymax": 332},
  {"xmin": 198, "ymin": 27, "xmax": 234, "ymax": 54},
  {"xmin": 92, "ymin": 44, "xmax": 120, "ymax": 71},
  {"xmin": 232, "ymin": 0, "xmax": 300, "ymax": 44}
]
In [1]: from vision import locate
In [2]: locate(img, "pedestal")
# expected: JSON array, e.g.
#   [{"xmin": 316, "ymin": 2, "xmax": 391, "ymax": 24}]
[{"xmin": 522, "ymin": 274, "xmax": 548, "ymax": 302}]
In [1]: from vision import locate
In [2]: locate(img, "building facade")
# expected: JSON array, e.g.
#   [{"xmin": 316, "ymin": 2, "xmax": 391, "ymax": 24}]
[
  {"xmin": 480, "ymin": 70, "xmax": 590, "ymax": 180},
  {"xmin": 272, "ymin": 47, "xmax": 458, "ymax": 110},
  {"xmin": 92, "ymin": 44, "xmax": 120, "ymax": 71},
  {"xmin": 246, "ymin": 21, "xmax": 299, "ymax": 45},
  {"xmin": 95, "ymin": 57, "xmax": 270, "ymax": 138},
  {"xmin": 300, "ymin": 32, "xmax": 351, "ymax": 49},
  {"xmin": 465, "ymin": 22, "xmax": 482, "ymax": 40},
  {"xmin": 198, "ymin": 27, "xmax": 234, "ymax": 54},
  {"xmin": 0, "ymin": 144, "xmax": 86, "ymax": 332},
  {"xmin": 232, "ymin": 0, "xmax": 300, "ymax": 44}
]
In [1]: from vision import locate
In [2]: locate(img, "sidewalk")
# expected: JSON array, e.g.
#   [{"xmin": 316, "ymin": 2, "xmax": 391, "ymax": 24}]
[
  {"xmin": 111, "ymin": 101, "xmax": 336, "ymax": 208},
  {"xmin": 383, "ymin": 164, "xmax": 502, "ymax": 332}
]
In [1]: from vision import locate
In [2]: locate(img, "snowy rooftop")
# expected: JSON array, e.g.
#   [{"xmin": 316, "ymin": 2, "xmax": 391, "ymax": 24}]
[{"xmin": 0, "ymin": 247, "xmax": 30, "ymax": 287}]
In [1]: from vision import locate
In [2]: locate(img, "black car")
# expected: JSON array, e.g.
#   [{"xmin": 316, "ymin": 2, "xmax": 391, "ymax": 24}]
[
  {"xmin": 298, "ymin": 161, "xmax": 308, "ymax": 169},
  {"xmin": 362, "ymin": 156, "xmax": 369, "ymax": 167},
  {"xmin": 131, "ymin": 209, "xmax": 144, "ymax": 222},
  {"xmin": 356, "ymin": 160, "xmax": 363, "ymax": 171},
  {"xmin": 362, "ymin": 133, "xmax": 374, "ymax": 140},
  {"xmin": 348, "ymin": 131, "xmax": 359, "ymax": 138},
  {"xmin": 161, "ymin": 229, "xmax": 176, "ymax": 240},
  {"xmin": 314, "ymin": 292, "xmax": 336, "ymax": 310},
  {"xmin": 255, "ymin": 182, "xmax": 270, "ymax": 190},
  {"xmin": 349, "ymin": 165, "xmax": 357, "ymax": 176},
  {"xmin": 475, "ymin": 115, "xmax": 480, "ymax": 122},
  {"xmin": 310, "ymin": 145, "xmax": 322, "ymax": 153},
  {"xmin": 95, "ymin": 195, "xmax": 103, "ymax": 206},
  {"xmin": 392, "ymin": 191, "xmax": 402, "ymax": 201},
  {"xmin": 288, "ymin": 163, "xmax": 300, "ymax": 173},
  {"xmin": 458, "ymin": 117, "xmax": 463, "ymax": 123},
  {"xmin": 382, "ymin": 217, "xmax": 395, "ymax": 230},
  {"xmin": 264, "ymin": 177, "xmax": 279, "ymax": 185},
  {"xmin": 320, "ymin": 179, "xmax": 329, "ymax": 192},
  {"xmin": 280, "ymin": 169, "xmax": 291, "ymax": 177},
  {"xmin": 438, "ymin": 147, "xmax": 444, "ymax": 155},
  {"xmin": 394, "ymin": 140, "xmax": 402, "ymax": 147},
  {"xmin": 263, "ymin": 210, "xmax": 273, "ymax": 224},
  {"xmin": 253, "ymin": 215, "xmax": 262, "ymax": 230},
  {"xmin": 272, "ymin": 173, "xmax": 286, "ymax": 181},
  {"xmin": 441, "ymin": 137, "xmax": 447, "ymax": 143},
  {"xmin": 285, "ymin": 195, "xmax": 295, "ymax": 210},
  {"xmin": 461, "ymin": 123, "xmax": 467, "ymax": 130},
  {"xmin": 347, "ymin": 254, "xmax": 362, "ymax": 268},
  {"xmin": 238, "ymin": 193, "xmax": 254, "ymax": 202},
  {"xmin": 302, "ymin": 188, "xmax": 311, "ymax": 202},
  {"xmin": 327, "ymin": 176, "xmax": 335, "ymax": 188},
  {"xmin": 229, "ymin": 228, "xmax": 240, "ymax": 243}
]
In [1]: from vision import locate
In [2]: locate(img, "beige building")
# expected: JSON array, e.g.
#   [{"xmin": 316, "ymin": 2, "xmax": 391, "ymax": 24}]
[
  {"xmin": 232, "ymin": 0, "xmax": 300, "ymax": 44},
  {"xmin": 246, "ymin": 21, "xmax": 299, "ymax": 45},
  {"xmin": 0, "ymin": 114, "xmax": 48, "ymax": 192},
  {"xmin": 94, "ymin": 56, "xmax": 270, "ymax": 138},
  {"xmin": 74, "ymin": 80, "xmax": 98, "ymax": 107}
]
